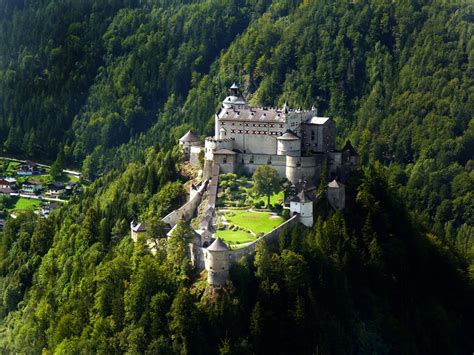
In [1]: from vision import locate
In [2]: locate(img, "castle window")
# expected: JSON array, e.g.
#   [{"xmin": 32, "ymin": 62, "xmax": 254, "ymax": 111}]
[
  {"xmin": 232, "ymin": 122, "xmax": 235, "ymax": 126},
  {"xmin": 223, "ymin": 157, "xmax": 227, "ymax": 163},
  {"xmin": 311, "ymin": 130, "xmax": 315, "ymax": 141},
  {"xmin": 280, "ymin": 124, "xmax": 283, "ymax": 128}
]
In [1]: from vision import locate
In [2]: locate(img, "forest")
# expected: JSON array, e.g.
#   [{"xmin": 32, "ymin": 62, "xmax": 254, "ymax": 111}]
[{"xmin": 0, "ymin": 0, "xmax": 473, "ymax": 353}]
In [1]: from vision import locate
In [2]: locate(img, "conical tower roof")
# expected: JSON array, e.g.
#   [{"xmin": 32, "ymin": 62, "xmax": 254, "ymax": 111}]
[
  {"xmin": 179, "ymin": 130, "xmax": 200, "ymax": 143},
  {"xmin": 342, "ymin": 140, "xmax": 358, "ymax": 156},
  {"xmin": 328, "ymin": 179, "xmax": 344, "ymax": 188},
  {"xmin": 207, "ymin": 237, "xmax": 229, "ymax": 251}
]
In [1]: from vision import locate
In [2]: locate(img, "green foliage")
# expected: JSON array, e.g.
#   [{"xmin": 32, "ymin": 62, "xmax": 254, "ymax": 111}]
[
  {"xmin": 252, "ymin": 165, "xmax": 281, "ymax": 207},
  {"xmin": 0, "ymin": 0, "xmax": 473, "ymax": 353}
]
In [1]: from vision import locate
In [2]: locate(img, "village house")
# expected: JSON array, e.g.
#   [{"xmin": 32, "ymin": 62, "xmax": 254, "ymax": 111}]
[
  {"xmin": 40, "ymin": 202, "xmax": 60, "ymax": 218},
  {"xmin": 17, "ymin": 161, "xmax": 43, "ymax": 176},
  {"xmin": 22, "ymin": 180, "xmax": 43, "ymax": 194},
  {"xmin": 47, "ymin": 182, "xmax": 66, "ymax": 195},
  {"xmin": 0, "ymin": 178, "xmax": 17, "ymax": 190}
]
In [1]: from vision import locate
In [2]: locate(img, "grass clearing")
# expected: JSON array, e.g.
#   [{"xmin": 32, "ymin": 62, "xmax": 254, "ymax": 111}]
[
  {"xmin": 216, "ymin": 229, "xmax": 255, "ymax": 244},
  {"xmin": 10, "ymin": 197, "xmax": 41, "ymax": 211},
  {"xmin": 224, "ymin": 210, "xmax": 284, "ymax": 234}
]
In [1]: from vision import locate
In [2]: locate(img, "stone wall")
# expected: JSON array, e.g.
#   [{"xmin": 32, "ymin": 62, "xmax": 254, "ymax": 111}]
[
  {"xmin": 161, "ymin": 180, "xmax": 208, "ymax": 227},
  {"xmin": 237, "ymin": 153, "xmax": 287, "ymax": 177}
]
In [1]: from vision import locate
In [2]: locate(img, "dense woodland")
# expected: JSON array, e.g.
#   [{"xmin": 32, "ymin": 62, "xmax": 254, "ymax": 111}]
[{"xmin": 0, "ymin": 0, "xmax": 473, "ymax": 353}]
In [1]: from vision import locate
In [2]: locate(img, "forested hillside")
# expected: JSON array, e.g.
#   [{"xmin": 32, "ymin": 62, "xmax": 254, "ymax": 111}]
[{"xmin": 0, "ymin": 0, "xmax": 473, "ymax": 353}]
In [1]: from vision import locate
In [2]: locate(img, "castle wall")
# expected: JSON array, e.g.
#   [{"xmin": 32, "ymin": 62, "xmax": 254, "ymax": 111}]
[
  {"xmin": 205, "ymin": 138, "xmax": 234, "ymax": 161},
  {"xmin": 161, "ymin": 181, "xmax": 208, "ymax": 227},
  {"xmin": 237, "ymin": 153, "xmax": 287, "ymax": 177},
  {"xmin": 189, "ymin": 146, "xmax": 202, "ymax": 167},
  {"xmin": 214, "ymin": 154, "xmax": 235, "ymax": 174}
]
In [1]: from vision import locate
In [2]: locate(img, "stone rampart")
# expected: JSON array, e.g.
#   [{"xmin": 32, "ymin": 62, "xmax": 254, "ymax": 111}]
[{"xmin": 162, "ymin": 180, "xmax": 208, "ymax": 227}]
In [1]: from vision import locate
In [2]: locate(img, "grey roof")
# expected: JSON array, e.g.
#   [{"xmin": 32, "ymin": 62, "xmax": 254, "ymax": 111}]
[
  {"xmin": 230, "ymin": 83, "xmax": 239, "ymax": 89},
  {"xmin": 305, "ymin": 116, "xmax": 331, "ymax": 125},
  {"xmin": 277, "ymin": 130, "xmax": 299, "ymax": 140},
  {"xmin": 207, "ymin": 237, "xmax": 229, "ymax": 251},
  {"xmin": 218, "ymin": 108, "xmax": 286, "ymax": 123},
  {"xmin": 179, "ymin": 130, "xmax": 200, "ymax": 143},
  {"xmin": 292, "ymin": 190, "xmax": 313, "ymax": 203},
  {"xmin": 328, "ymin": 179, "xmax": 344, "ymax": 188},
  {"xmin": 132, "ymin": 222, "xmax": 147, "ymax": 232},
  {"xmin": 342, "ymin": 140, "xmax": 359, "ymax": 156}
]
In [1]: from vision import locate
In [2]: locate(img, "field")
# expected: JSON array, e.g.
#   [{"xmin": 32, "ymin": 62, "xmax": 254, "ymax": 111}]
[
  {"xmin": 216, "ymin": 210, "xmax": 285, "ymax": 245},
  {"xmin": 10, "ymin": 197, "xmax": 41, "ymax": 211},
  {"xmin": 215, "ymin": 229, "xmax": 255, "ymax": 244}
]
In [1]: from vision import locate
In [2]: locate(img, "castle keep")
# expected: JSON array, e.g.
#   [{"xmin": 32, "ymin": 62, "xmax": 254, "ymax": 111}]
[{"xmin": 183, "ymin": 83, "xmax": 358, "ymax": 185}]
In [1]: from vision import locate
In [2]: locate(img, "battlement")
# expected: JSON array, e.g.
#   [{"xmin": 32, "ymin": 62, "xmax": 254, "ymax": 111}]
[{"xmin": 205, "ymin": 137, "xmax": 235, "ymax": 143}]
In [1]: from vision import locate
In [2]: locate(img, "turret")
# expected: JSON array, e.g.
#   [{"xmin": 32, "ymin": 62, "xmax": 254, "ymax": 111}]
[
  {"xmin": 205, "ymin": 237, "xmax": 230, "ymax": 286},
  {"xmin": 222, "ymin": 83, "xmax": 248, "ymax": 110},
  {"xmin": 179, "ymin": 130, "xmax": 202, "ymax": 159},
  {"xmin": 327, "ymin": 179, "xmax": 345, "ymax": 210},
  {"xmin": 277, "ymin": 130, "xmax": 301, "ymax": 156},
  {"xmin": 289, "ymin": 189, "xmax": 314, "ymax": 227}
]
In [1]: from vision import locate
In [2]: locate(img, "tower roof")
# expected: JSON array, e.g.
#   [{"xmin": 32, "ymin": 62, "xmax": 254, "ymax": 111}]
[
  {"xmin": 230, "ymin": 82, "xmax": 239, "ymax": 90},
  {"xmin": 342, "ymin": 140, "xmax": 359, "ymax": 156},
  {"xmin": 305, "ymin": 116, "xmax": 331, "ymax": 125},
  {"xmin": 132, "ymin": 222, "xmax": 147, "ymax": 232},
  {"xmin": 179, "ymin": 130, "xmax": 200, "ymax": 143},
  {"xmin": 277, "ymin": 130, "xmax": 299, "ymax": 140},
  {"xmin": 207, "ymin": 237, "xmax": 229, "ymax": 251},
  {"xmin": 292, "ymin": 189, "xmax": 313, "ymax": 203},
  {"xmin": 328, "ymin": 179, "xmax": 344, "ymax": 188}
]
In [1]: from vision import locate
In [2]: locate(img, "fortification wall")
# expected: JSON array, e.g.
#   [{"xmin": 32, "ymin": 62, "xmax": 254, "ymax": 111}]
[
  {"xmin": 162, "ymin": 181, "xmax": 208, "ymax": 227},
  {"xmin": 237, "ymin": 153, "xmax": 287, "ymax": 177}
]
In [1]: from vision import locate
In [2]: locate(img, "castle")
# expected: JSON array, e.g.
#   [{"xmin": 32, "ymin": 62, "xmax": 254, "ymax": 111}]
[
  {"xmin": 181, "ymin": 83, "xmax": 358, "ymax": 187},
  {"xmin": 134, "ymin": 83, "xmax": 359, "ymax": 288}
]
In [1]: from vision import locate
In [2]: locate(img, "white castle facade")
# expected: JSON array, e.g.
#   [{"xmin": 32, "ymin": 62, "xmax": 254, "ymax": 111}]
[{"xmin": 181, "ymin": 83, "xmax": 358, "ymax": 186}]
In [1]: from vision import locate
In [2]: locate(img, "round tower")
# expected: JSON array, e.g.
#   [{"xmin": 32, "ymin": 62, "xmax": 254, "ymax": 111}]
[
  {"xmin": 179, "ymin": 130, "xmax": 201, "ymax": 158},
  {"xmin": 285, "ymin": 156, "xmax": 302, "ymax": 184},
  {"xmin": 277, "ymin": 130, "xmax": 301, "ymax": 156},
  {"xmin": 205, "ymin": 237, "xmax": 230, "ymax": 286}
]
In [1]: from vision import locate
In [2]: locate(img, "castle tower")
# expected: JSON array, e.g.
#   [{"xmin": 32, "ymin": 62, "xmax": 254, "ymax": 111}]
[
  {"xmin": 222, "ymin": 83, "xmax": 248, "ymax": 110},
  {"xmin": 179, "ymin": 130, "xmax": 202, "ymax": 159},
  {"xmin": 327, "ymin": 179, "xmax": 345, "ymax": 210},
  {"xmin": 130, "ymin": 221, "xmax": 147, "ymax": 242},
  {"xmin": 277, "ymin": 130, "xmax": 301, "ymax": 156},
  {"xmin": 205, "ymin": 237, "xmax": 230, "ymax": 286},
  {"xmin": 289, "ymin": 190, "xmax": 314, "ymax": 227}
]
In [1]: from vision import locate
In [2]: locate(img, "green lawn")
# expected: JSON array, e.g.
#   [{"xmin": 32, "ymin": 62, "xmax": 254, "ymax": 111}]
[
  {"xmin": 224, "ymin": 210, "xmax": 284, "ymax": 234},
  {"xmin": 251, "ymin": 190, "xmax": 285, "ymax": 206},
  {"xmin": 10, "ymin": 197, "xmax": 41, "ymax": 211},
  {"xmin": 216, "ymin": 229, "xmax": 256, "ymax": 244}
]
